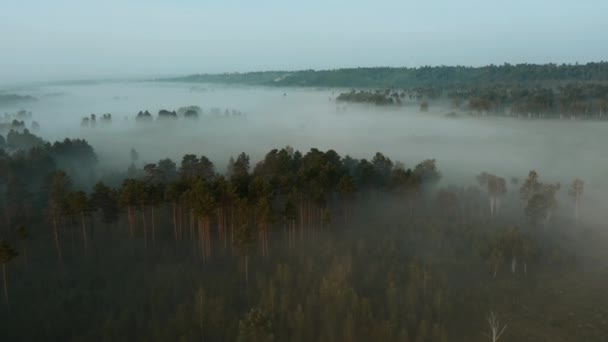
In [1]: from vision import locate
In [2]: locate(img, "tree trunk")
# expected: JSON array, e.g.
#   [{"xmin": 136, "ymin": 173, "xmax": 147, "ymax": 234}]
[
  {"xmin": 81, "ymin": 212, "xmax": 88, "ymax": 257},
  {"xmin": 53, "ymin": 216, "xmax": 62, "ymax": 261},
  {"xmin": 178, "ymin": 205, "xmax": 183, "ymax": 240},
  {"xmin": 230, "ymin": 206, "xmax": 235, "ymax": 253},
  {"xmin": 127, "ymin": 207, "xmax": 135, "ymax": 239},
  {"xmin": 299, "ymin": 200, "xmax": 304, "ymax": 241},
  {"xmin": 511, "ymin": 256, "xmax": 517, "ymax": 274},
  {"xmin": 172, "ymin": 204, "xmax": 178, "ymax": 243},
  {"xmin": 199, "ymin": 219, "xmax": 204, "ymax": 260},
  {"xmin": 223, "ymin": 210, "xmax": 228, "ymax": 251},
  {"xmin": 151, "ymin": 206, "xmax": 156, "ymax": 248}
]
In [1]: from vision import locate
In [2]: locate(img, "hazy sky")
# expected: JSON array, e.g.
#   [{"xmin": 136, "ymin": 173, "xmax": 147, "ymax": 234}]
[{"xmin": 1, "ymin": 0, "xmax": 607, "ymax": 84}]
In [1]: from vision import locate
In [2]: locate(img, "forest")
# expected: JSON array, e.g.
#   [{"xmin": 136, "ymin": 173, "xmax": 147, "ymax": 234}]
[
  {"xmin": 335, "ymin": 83, "xmax": 608, "ymax": 119},
  {"xmin": 167, "ymin": 62, "xmax": 608, "ymax": 88},
  {"xmin": 166, "ymin": 63, "xmax": 608, "ymax": 120},
  {"xmin": 0, "ymin": 94, "xmax": 37, "ymax": 108},
  {"xmin": 1, "ymin": 127, "xmax": 606, "ymax": 342}
]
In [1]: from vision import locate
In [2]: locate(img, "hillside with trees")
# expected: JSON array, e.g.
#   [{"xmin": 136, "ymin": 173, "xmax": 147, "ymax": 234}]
[{"xmin": 0, "ymin": 130, "xmax": 606, "ymax": 341}]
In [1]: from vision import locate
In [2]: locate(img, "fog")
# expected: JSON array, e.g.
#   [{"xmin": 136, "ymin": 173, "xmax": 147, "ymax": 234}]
[{"xmin": 3, "ymin": 80, "xmax": 607, "ymax": 224}]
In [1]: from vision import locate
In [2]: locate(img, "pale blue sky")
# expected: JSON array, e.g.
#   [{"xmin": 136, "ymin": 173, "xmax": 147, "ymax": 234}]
[{"xmin": 1, "ymin": 0, "xmax": 607, "ymax": 83}]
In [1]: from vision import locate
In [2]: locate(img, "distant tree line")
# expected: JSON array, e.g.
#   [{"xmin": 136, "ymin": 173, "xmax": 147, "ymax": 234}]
[
  {"xmin": 165, "ymin": 62, "xmax": 608, "ymax": 88},
  {"xmin": 0, "ymin": 94, "xmax": 37, "ymax": 107}
]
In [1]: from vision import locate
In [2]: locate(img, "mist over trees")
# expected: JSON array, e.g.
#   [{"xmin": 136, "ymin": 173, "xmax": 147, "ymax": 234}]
[
  {"xmin": 0, "ymin": 127, "xmax": 604, "ymax": 341},
  {"xmin": 0, "ymin": 62, "xmax": 607, "ymax": 342}
]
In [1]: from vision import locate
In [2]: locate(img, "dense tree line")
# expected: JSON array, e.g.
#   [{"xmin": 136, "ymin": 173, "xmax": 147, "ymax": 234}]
[
  {"xmin": 166, "ymin": 62, "xmax": 608, "ymax": 88},
  {"xmin": 0, "ymin": 132, "xmax": 602, "ymax": 341},
  {"xmin": 336, "ymin": 83, "xmax": 608, "ymax": 119}
]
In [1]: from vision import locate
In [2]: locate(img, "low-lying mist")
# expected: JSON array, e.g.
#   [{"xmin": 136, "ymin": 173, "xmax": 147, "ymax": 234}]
[{"xmin": 4, "ymin": 80, "xmax": 607, "ymax": 224}]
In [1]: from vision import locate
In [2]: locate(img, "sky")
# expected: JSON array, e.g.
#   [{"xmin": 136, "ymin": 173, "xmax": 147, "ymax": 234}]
[{"xmin": 1, "ymin": 0, "xmax": 607, "ymax": 84}]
